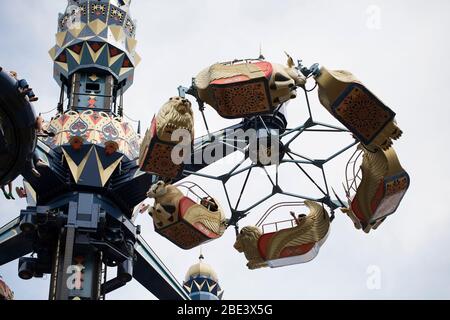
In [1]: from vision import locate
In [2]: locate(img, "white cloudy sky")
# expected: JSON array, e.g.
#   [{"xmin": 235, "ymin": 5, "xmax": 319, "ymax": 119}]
[{"xmin": 1, "ymin": 0, "xmax": 450, "ymax": 300}]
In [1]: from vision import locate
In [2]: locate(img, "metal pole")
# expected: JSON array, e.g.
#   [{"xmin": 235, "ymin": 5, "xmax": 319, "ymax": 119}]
[
  {"xmin": 55, "ymin": 227, "xmax": 75, "ymax": 300},
  {"xmin": 50, "ymin": 201, "xmax": 104, "ymax": 300},
  {"xmin": 48, "ymin": 232, "xmax": 62, "ymax": 300}
]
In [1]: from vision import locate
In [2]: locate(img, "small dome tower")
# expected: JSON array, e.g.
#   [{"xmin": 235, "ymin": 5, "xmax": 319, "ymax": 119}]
[{"xmin": 183, "ymin": 253, "xmax": 224, "ymax": 300}]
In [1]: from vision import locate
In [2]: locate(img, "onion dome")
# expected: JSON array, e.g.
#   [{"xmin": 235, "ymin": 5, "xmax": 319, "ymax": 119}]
[
  {"xmin": 183, "ymin": 254, "xmax": 224, "ymax": 300},
  {"xmin": 185, "ymin": 254, "xmax": 218, "ymax": 282}
]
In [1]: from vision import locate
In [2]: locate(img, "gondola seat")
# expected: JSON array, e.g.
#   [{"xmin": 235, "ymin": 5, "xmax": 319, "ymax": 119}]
[
  {"xmin": 234, "ymin": 201, "xmax": 330, "ymax": 270},
  {"xmin": 195, "ymin": 59, "xmax": 306, "ymax": 119},
  {"xmin": 147, "ymin": 181, "xmax": 227, "ymax": 250},
  {"xmin": 155, "ymin": 196, "xmax": 227, "ymax": 250},
  {"xmin": 315, "ymin": 67, "xmax": 402, "ymax": 150},
  {"xmin": 139, "ymin": 97, "xmax": 194, "ymax": 179},
  {"xmin": 342, "ymin": 145, "xmax": 410, "ymax": 233}
]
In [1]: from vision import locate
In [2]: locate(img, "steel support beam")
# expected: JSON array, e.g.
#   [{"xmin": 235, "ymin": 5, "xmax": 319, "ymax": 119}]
[{"xmin": 133, "ymin": 235, "xmax": 190, "ymax": 300}]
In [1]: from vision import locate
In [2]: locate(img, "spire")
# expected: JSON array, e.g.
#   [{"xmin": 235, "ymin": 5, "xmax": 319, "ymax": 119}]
[
  {"xmin": 183, "ymin": 250, "xmax": 224, "ymax": 300},
  {"xmin": 199, "ymin": 247, "xmax": 204, "ymax": 261},
  {"xmin": 258, "ymin": 43, "xmax": 265, "ymax": 60}
]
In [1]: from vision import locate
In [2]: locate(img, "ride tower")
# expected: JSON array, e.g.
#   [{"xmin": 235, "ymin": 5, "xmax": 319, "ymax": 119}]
[
  {"xmin": 0, "ymin": 0, "xmax": 189, "ymax": 301},
  {"xmin": 45, "ymin": 0, "xmax": 139, "ymax": 300}
]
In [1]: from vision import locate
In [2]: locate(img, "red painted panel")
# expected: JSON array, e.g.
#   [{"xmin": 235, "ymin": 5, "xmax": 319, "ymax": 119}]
[
  {"xmin": 179, "ymin": 197, "xmax": 196, "ymax": 218},
  {"xmin": 258, "ymin": 232, "xmax": 276, "ymax": 260},
  {"xmin": 280, "ymin": 243, "xmax": 315, "ymax": 258},
  {"xmin": 211, "ymin": 61, "xmax": 273, "ymax": 85}
]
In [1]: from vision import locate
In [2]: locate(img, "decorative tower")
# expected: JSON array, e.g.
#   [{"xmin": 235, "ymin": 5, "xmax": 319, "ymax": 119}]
[
  {"xmin": 44, "ymin": 0, "xmax": 142, "ymax": 171},
  {"xmin": 2, "ymin": 0, "xmax": 153, "ymax": 301},
  {"xmin": 1, "ymin": 0, "xmax": 211, "ymax": 301},
  {"xmin": 29, "ymin": 0, "xmax": 144, "ymax": 300},
  {"xmin": 183, "ymin": 253, "xmax": 224, "ymax": 300},
  {"xmin": 49, "ymin": 0, "xmax": 140, "ymax": 115}
]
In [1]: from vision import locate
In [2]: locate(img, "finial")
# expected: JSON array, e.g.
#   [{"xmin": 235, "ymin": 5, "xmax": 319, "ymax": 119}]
[
  {"xmin": 258, "ymin": 43, "xmax": 265, "ymax": 60},
  {"xmin": 199, "ymin": 247, "xmax": 204, "ymax": 261}
]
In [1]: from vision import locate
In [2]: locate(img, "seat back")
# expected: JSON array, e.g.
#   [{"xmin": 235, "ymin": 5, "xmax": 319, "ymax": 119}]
[{"xmin": 179, "ymin": 196, "xmax": 197, "ymax": 218}]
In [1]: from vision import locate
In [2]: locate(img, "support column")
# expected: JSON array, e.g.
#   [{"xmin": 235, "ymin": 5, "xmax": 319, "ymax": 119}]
[{"xmin": 49, "ymin": 200, "xmax": 104, "ymax": 300}]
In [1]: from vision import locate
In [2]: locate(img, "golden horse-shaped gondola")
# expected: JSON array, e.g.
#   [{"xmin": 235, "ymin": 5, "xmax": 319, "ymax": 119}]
[
  {"xmin": 195, "ymin": 57, "xmax": 306, "ymax": 119},
  {"xmin": 139, "ymin": 97, "xmax": 194, "ymax": 179},
  {"xmin": 146, "ymin": 181, "xmax": 227, "ymax": 250},
  {"xmin": 234, "ymin": 201, "xmax": 330, "ymax": 270},
  {"xmin": 315, "ymin": 67, "xmax": 402, "ymax": 151},
  {"xmin": 342, "ymin": 144, "xmax": 410, "ymax": 233}
]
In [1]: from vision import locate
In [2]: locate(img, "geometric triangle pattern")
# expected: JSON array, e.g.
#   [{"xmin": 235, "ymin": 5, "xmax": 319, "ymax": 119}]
[
  {"xmin": 78, "ymin": 148, "xmax": 103, "ymax": 187},
  {"xmin": 56, "ymin": 31, "xmax": 67, "ymax": 47},
  {"xmin": 62, "ymin": 145, "xmax": 92, "ymax": 167},
  {"xmin": 68, "ymin": 23, "xmax": 84, "ymax": 39},
  {"xmin": 62, "ymin": 145, "xmax": 123, "ymax": 187},
  {"xmin": 183, "ymin": 277, "xmax": 224, "ymax": 301},
  {"xmin": 109, "ymin": 25, "xmax": 125, "ymax": 42},
  {"xmin": 78, "ymin": 25, "xmax": 96, "ymax": 40},
  {"xmin": 62, "ymin": 147, "xmax": 94, "ymax": 184},
  {"xmin": 97, "ymin": 149, "xmax": 123, "ymax": 170},
  {"xmin": 94, "ymin": 148, "xmax": 124, "ymax": 186},
  {"xmin": 51, "ymin": 0, "xmax": 139, "ymax": 93},
  {"xmin": 88, "ymin": 20, "xmax": 107, "ymax": 36}
]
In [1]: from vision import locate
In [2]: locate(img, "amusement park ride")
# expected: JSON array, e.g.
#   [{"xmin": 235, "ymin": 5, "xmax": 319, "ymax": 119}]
[{"xmin": 0, "ymin": 0, "xmax": 409, "ymax": 300}]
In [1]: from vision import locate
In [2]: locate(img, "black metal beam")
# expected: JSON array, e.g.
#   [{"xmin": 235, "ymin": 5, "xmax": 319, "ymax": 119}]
[
  {"xmin": 0, "ymin": 218, "xmax": 34, "ymax": 266},
  {"xmin": 133, "ymin": 235, "xmax": 190, "ymax": 300}
]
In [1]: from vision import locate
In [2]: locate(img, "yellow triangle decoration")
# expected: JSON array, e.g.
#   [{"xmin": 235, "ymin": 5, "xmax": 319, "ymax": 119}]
[
  {"xmin": 67, "ymin": 48, "xmax": 82, "ymax": 64},
  {"xmin": 78, "ymin": 35, "xmax": 95, "ymax": 41},
  {"xmin": 207, "ymin": 282, "xmax": 217, "ymax": 292},
  {"xmin": 48, "ymin": 46, "xmax": 56, "ymax": 60},
  {"xmin": 119, "ymin": 67, "xmax": 134, "ymax": 77},
  {"xmin": 134, "ymin": 53, "xmax": 141, "ymax": 66},
  {"xmin": 55, "ymin": 31, "xmax": 67, "ymax": 47},
  {"xmin": 68, "ymin": 22, "xmax": 85, "ymax": 38},
  {"xmin": 88, "ymin": 19, "xmax": 107, "ymax": 35},
  {"xmin": 87, "ymin": 43, "xmax": 107, "ymax": 63},
  {"xmin": 109, "ymin": 25, "xmax": 125, "ymax": 42},
  {"xmin": 183, "ymin": 284, "xmax": 192, "ymax": 293},
  {"xmin": 55, "ymin": 61, "xmax": 69, "ymax": 72},
  {"xmin": 63, "ymin": 147, "xmax": 93, "ymax": 183},
  {"xmin": 108, "ymin": 52, "xmax": 125, "ymax": 67},
  {"xmin": 94, "ymin": 148, "xmax": 124, "ymax": 186},
  {"xmin": 194, "ymin": 280, "xmax": 206, "ymax": 291},
  {"xmin": 126, "ymin": 38, "xmax": 138, "ymax": 53},
  {"xmin": 62, "ymin": 147, "xmax": 123, "ymax": 186}
]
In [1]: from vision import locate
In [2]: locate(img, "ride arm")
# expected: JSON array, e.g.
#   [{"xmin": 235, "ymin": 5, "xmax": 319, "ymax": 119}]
[
  {"xmin": 133, "ymin": 235, "xmax": 190, "ymax": 300},
  {"xmin": 0, "ymin": 217, "xmax": 34, "ymax": 266}
]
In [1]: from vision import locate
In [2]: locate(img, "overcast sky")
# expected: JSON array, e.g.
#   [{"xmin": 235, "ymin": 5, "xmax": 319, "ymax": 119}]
[{"xmin": 1, "ymin": 0, "xmax": 450, "ymax": 300}]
